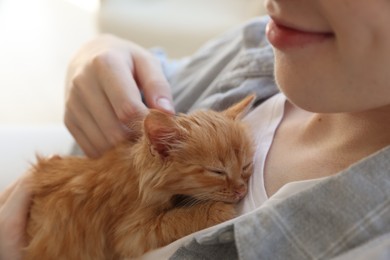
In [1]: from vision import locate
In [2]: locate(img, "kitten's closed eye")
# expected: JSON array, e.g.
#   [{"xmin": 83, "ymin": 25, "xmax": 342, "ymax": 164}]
[
  {"xmin": 242, "ymin": 163, "xmax": 252, "ymax": 171},
  {"xmin": 205, "ymin": 167, "xmax": 226, "ymax": 176},
  {"xmin": 204, "ymin": 162, "xmax": 253, "ymax": 177},
  {"xmin": 242, "ymin": 162, "xmax": 253, "ymax": 180}
]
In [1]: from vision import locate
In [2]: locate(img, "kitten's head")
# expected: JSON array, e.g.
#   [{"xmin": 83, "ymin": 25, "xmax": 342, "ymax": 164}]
[{"xmin": 141, "ymin": 95, "xmax": 255, "ymax": 203}]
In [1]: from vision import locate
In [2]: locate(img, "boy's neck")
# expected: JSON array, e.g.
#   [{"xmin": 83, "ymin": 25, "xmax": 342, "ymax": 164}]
[
  {"xmin": 263, "ymin": 101, "xmax": 390, "ymax": 196},
  {"xmin": 293, "ymin": 102, "xmax": 390, "ymax": 156}
]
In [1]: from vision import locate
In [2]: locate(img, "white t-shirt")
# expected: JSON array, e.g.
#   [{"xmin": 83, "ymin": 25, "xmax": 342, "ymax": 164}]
[
  {"xmin": 141, "ymin": 93, "xmax": 326, "ymax": 259},
  {"xmin": 237, "ymin": 92, "xmax": 286, "ymax": 214}
]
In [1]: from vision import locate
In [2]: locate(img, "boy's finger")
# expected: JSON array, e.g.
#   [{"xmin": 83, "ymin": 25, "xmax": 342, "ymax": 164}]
[
  {"xmin": 0, "ymin": 181, "xmax": 17, "ymax": 206},
  {"xmin": 134, "ymin": 53, "xmax": 175, "ymax": 114},
  {"xmin": 97, "ymin": 56, "xmax": 148, "ymax": 123},
  {"xmin": 1, "ymin": 173, "xmax": 33, "ymax": 218}
]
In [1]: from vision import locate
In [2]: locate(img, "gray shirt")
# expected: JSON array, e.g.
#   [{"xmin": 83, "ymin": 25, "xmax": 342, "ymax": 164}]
[{"xmin": 152, "ymin": 16, "xmax": 390, "ymax": 260}]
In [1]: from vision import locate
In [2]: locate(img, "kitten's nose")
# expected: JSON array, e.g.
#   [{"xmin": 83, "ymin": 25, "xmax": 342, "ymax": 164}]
[{"xmin": 234, "ymin": 184, "xmax": 247, "ymax": 199}]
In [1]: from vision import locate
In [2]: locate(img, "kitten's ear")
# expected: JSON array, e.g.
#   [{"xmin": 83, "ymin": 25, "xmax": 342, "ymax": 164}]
[
  {"xmin": 144, "ymin": 110, "xmax": 183, "ymax": 158},
  {"xmin": 223, "ymin": 94, "xmax": 255, "ymax": 120}
]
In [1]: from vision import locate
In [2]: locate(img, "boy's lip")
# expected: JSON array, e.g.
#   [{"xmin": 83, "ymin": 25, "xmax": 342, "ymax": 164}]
[{"xmin": 266, "ymin": 17, "xmax": 334, "ymax": 50}]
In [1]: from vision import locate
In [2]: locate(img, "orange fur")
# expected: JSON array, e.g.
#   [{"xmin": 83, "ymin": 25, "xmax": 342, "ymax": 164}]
[{"xmin": 24, "ymin": 95, "xmax": 255, "ymax": 259}]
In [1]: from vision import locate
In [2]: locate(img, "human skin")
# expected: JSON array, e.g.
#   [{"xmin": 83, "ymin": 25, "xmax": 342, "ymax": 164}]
[
  {"xmin": 65, "ymin": 35, "xmax": 175, "ymax": 158},
  {"xmin": 67, "ymin": 1, "xmax": 390, "ymax": 158},
  {"xmin": 265, "ymin": 0, "xmax": 390, "ymax": 113},
  {"xmin": 0, "ymin": 173, "xmax": 33, "ymax": 260},
  {"xmin": 263, "ymin": 0, "xmax": 390, "ymax": 195},
  {"xmin": 3, "ymin": 0, "xmax": 390, "ymax": 256}
]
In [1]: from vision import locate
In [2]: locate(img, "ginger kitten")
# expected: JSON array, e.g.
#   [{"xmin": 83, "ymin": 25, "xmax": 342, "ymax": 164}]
[{"xmin": 24, "ymin": 95, "xmax": 255, "ymax": 259}]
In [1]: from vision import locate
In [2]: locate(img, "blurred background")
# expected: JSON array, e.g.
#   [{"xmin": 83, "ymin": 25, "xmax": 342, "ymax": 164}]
[{"xmin": 0, "ymin": 0, "xmax": 265, "ymax": 188}]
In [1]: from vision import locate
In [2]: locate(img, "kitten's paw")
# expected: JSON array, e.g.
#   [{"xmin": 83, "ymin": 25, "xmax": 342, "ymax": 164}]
[{"xmin": 207, "ymin": 202, "xmax": 236, "ymax": 226}]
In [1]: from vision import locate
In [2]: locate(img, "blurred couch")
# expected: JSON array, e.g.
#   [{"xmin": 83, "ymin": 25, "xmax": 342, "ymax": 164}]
[
  {"xmin": 1, "ymin": 0, "xmax": 267, "ymax": 189},
  {"xmin": 0, "ymin": 125, "xmax": 74, "ymax": 190},
  {"xmin": 98, "ymin": 0, "xmax": 266, "ymax": 57}
]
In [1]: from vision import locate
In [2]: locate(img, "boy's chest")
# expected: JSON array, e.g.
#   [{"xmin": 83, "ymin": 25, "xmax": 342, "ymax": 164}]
[
  {"xmin": 262, "ymin": 100, "xmax": 390, "ymax": 197},
  {"xmin": 262, "ymin": 105, "xmax": 345, "ymax": 197},
  {"xmin": 263, "ymin": 139, "xmax": 339, "ymax": 197}
]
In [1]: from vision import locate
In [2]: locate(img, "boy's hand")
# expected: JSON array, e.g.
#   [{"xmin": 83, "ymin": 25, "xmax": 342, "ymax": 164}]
[
  {"xmin": 0, "ymin": 173, "xmax": 33, "ymax": 260},
  {"xmin": 64, "ymin": 34, "xmax": 175, "ymax": 158}
]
